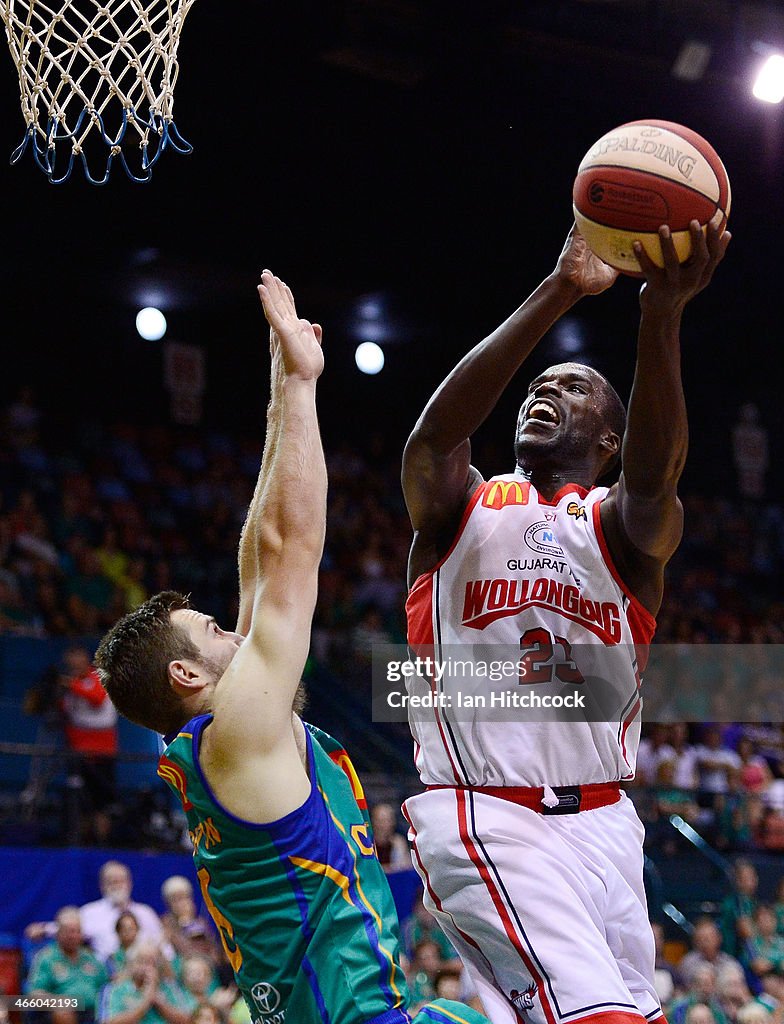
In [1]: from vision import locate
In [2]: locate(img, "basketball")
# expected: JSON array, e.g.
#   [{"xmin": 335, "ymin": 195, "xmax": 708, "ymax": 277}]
[{"xmin": 572, "ymin": 119, "xmax": 731, "ymax": 275}]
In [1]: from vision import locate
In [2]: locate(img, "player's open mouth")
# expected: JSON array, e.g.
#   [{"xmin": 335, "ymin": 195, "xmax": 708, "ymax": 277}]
[{"xmin": 525, "ymin": 401, "xmax": 560, "ymax": 426}]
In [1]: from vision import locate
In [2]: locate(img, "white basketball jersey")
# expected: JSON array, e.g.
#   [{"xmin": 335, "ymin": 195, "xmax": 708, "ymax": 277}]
[{"xmin": 405, "ymin": 474, "xmax": 656, "ymax": 788}]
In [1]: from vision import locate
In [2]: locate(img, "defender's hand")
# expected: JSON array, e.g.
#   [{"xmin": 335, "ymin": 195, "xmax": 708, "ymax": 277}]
[
  {"xmin": 635, "ymin": 220, "xmax": 731, "ymax": 318},
  {"xmin": 554, "ymin": 223, "xmax": 619, "ymax": 296},
  {"xmin": 258, "ymin": 270, "xmax": 324, "ymax": 382}
]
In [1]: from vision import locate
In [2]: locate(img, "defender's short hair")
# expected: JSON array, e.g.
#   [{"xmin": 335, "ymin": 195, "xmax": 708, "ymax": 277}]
[{"xmin": 95, "ymin": 591, "xmax": 198, "ymax": 735}]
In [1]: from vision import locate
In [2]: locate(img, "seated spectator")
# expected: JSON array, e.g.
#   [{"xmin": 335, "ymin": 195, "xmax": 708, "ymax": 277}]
[
  {"xmin": 179, "ymin": 957, "xmax": 236, "ymax": 1022},
  {"xmin": 715, "ymin": 964, "xmax": 773, "ymax": 1024},
  {"xmin": 76, "ymin": 862, "xmax": 164, "ymax": 966},
  {"xmin": 651, "ymin": 921, "xmax": 682, "ymax": 1007},
  {"xmin": 406, "ymin": 939, "xmax": 442, "ymax": 1010},
  {"xmin": 757, "ymin": 807, "xmax": 784, "ymax": 853},
  {"xmin": 721, "ymin": 861, "xmax": 760, "ymax": 962},
  {"xmin": 747, "ymin": 905, "xmax": 784, "ymax": 1000},
  {"xmin": 160, "ymin": 876, "xmax": 221, "ymax": 977},
  {"xmin": 773, "ymin": 878, "xmax": 784, "ymax": 937},
  {"xmin": 670, "ymin": 965, "xmax": 728, "ymax": 1024},
  {"xmin": 736, "ymin": 1002, "xmax": 774, "ymax": 1024},
  {"xmin": 26, "ymin": 906, "xmax": 109, "ymax": 1024},
  {"xmin": 737, "ymin": 740, "xmax": 773, "ymax": 797},
  {"xmin": 190, "ymin": 1007, "xmax": 222, "ymax": 1024},
  {"xmin": 636, "ymin": 725, "xmax": 672, "ymax": 788},
  {"xmin": 696, "ymin": 727, "xmax": 742, "ymax": 798},
  {"xmin": 667, "ymin": 723, "xmax": 701, "ymax": 790},
  {"xmin": 680, "ymin": 918, "xmax": 744, "ymax": 989},
  {"xmin": 432, "ymin": 966, "xmax": 463, "ymax": 1004},
  {"xmin": 686, "ymin": 1005, "xmax": 718, "ymax": 1024},
  {"xmin": 715, "ymin": 783, "xmax": 765, "ymax": 854},
  {"xmin": 107, "ymin": 912, "xmax": 140, "ymax": 978},
  {"xmin": 400, "ymin": 893, "xmax": 460, "ymax": 967},
  {"xmin": 369, "ymin": 802, "xmax": 410, "ymax": 873},
  {"xmin": 434, "ymin": 962, "xmax": 485, "ymax": 1015},
  {"xmin": 100, "ymin": 940, "xmax": 191, "ymax": 1024},
  {"xmin": 655, "ymin": 760, "xmax": 703, "ymax": 825}
]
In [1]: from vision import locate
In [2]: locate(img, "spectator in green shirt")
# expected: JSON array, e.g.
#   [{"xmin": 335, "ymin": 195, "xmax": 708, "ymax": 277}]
[
  {"xmin": 720, "ymin": 861, "xmax": 760, "ymax": 961},
  {"xmin": 99, "ymin": 940, "xmax": 191, "ymax": 1024},
  {"xmin": 27, "ymin": 905, "xmax": 109, "ymax": 1024},
  {"xmin": 747, "ymin": 905, "xmax": 784, "ymax": 1000},
  {"xmin": 400, "ymin": 892, "xmax": 461, "ymax": 967},
  {"xmin": 107, "ymin": 912, "xmax": 140, "ymax": 979},
  {"xmin": 773, "ymin": 878, "xmax": 784, "ymax": 937}
]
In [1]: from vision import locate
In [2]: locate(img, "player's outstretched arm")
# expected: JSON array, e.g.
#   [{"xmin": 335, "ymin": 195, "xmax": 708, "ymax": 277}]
[
  {"xmin": 235, "ymin": 311, "xmax": 285, "ymax": 635},
  {"xmin": 210, "ymin": 272, "xmax": 326, "ymax": 758},
  {"xmin": 402, "ymin": 225, "xmax": 618, "ymax": 583},
  {"xmin": 601, "ymin": 220, "xmax": 730, "ymax": 615}
]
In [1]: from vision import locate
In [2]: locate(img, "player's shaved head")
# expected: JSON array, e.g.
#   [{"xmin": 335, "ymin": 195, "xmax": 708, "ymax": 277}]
[{"xmin": 516, "ymin": 362, "xmax": 626, "ymax": 479}]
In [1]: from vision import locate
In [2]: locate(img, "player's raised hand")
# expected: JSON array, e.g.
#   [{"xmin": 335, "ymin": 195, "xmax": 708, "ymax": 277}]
[
  {"xmin": 635, "ymin": 219, "xmax": 731, "ymax": 316},
  {"xmin": 554, "ymin": 223, "xmax": 619, "ymax": 296},
  {"xmin": 258, "ymin": 270, "xmax": 324, "ymax": 382}
]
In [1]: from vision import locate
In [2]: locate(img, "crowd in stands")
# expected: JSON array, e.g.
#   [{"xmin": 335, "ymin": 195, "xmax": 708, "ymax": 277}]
[
  {"xmin": 16, "ymin": 858, "xmax": 483, "ymax": 1022},
  {"xmin": 17, "ymin": 851, "xmax": 784, "ymax": 1024},
  {"xmin": 631, "ymin": 723, "xmax": 784, "ymax": 854},
  {"xmin": 2, "ymin": 387, "xmax": 783, "ymax": 654},
  {"xmin": 652, "ymin": 860, "xmax": 784, "ymax": 1024}
]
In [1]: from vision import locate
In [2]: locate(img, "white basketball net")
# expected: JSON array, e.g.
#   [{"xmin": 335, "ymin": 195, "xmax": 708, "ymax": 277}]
[{"xmin": 0, "ymin": 0, "xmax": 197, "ymax": 183}]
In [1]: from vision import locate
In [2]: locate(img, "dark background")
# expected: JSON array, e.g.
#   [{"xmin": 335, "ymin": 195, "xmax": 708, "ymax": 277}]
[{"xmin": 1, "ymin": 0, "xmax": 782, "ymax": 495}]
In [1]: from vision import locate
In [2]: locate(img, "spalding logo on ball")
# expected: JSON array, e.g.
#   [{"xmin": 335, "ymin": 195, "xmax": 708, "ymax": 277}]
[{"xmin": 572, "ymin": 119, "xmax": 731, "ymax": 275}]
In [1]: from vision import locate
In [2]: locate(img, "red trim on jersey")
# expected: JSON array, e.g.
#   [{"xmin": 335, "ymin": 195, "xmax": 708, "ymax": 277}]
[
  {"xmin": 454, "ymin": 789, "xmax": 558, "ymax": 1024},
  {"xmin": 405, "ymin": 571, "xmax": 462, "ymax": 786},
  {"xmin": 564, "ymin": 1010, "xmax": 651, "ymax": 1024},
  {"xmin": 428, "ymin": 781, "xmax": 621, "ymax": 813},
  {"xmin": 591, "ymin": 500, "xmax": 656, "ymax": 645},
  {"xmin": 406, "ymin": 481, "xmax": 486, "ymax": 600},
  {"xmin": 537, "ymin": 482, "xmax": 589, "ymax": 507},
  {"xmin": 406, "ymin": 570, "xmax": 434, "ymax": 647}
]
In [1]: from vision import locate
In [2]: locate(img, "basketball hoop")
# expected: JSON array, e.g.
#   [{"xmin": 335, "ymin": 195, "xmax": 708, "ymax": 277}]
[{"xmin": 0, "ymin": 0, "xmax": 197, "ymax": 184}]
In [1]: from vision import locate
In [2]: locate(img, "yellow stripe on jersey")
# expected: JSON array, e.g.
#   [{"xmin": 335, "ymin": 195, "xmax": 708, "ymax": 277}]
[
  {"xmin": 427, "ymin": 1006, "xmax": 476, "ymax": 1024},
  {"xmin": 318, "ymin": 786, "xmax": 405, "ymax": 1004},
  {"xmin": 288, "ymin": 857, "xmax": 355, "ymax": 909}
]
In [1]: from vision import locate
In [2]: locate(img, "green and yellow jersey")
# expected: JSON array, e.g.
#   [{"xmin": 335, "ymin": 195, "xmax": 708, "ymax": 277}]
[{"xmin": 158, "ymin": 715, "xmax": 486, "ymax": 1024}]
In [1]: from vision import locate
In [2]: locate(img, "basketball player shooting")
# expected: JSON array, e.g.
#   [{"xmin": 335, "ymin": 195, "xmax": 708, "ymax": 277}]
[
  {"xmin": 401, "ymin": 221, "xmax": 730, "ymax": 1024},
  {"xmin": 95, "ymin": 273, "xmax": 488, "ymax": 1024}
]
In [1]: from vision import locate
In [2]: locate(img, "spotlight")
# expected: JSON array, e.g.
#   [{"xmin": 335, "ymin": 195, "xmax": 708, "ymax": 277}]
[
  {"xmin": 355, "ymin": 342, "xmax": 384, "ymax": 375},
  {"xmin": 136, "ymin": 307, "xmax": 167, "ymax": 340},
  {"xmin": 753, "ymin": 54, "xmax": 784, "ymax": 104}
]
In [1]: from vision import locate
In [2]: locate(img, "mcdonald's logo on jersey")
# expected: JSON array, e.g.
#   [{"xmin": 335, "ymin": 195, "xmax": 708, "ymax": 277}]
[
  {"xmin": 482, "ymin": 480, "xmax": 529, "ymax": 510},
  {"xmin": 157, "ymin": 755, "xmax": 193, "ymax": 810},
  {"xmin": 567, "ymin": 501, "xmax": 587, "ymax": 521}
]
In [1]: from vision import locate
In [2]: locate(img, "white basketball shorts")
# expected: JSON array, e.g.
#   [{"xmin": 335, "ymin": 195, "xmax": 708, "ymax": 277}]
[{"xmin": 402, "ymin": 787, "xmax": 666, "ymax": 1024}]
